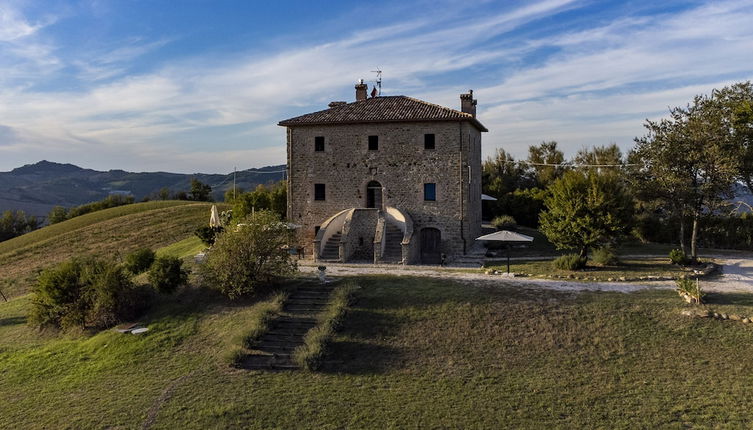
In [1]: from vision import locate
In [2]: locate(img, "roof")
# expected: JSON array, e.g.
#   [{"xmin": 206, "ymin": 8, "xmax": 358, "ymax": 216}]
[{"xmin": 278, "ymin": 95, "xmax": 488, "ymax": 132}]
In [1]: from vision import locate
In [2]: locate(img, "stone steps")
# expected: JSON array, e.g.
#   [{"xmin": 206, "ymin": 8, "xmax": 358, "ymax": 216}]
[{"xmin": 320, "ymin": 232, "xmax": 341, "ymax": 260}]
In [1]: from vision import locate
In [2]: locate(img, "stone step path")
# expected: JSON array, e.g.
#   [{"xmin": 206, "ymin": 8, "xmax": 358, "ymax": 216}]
[{"xmin": 241, "ymin": 283, "xmax": 336, "ymax": 371}]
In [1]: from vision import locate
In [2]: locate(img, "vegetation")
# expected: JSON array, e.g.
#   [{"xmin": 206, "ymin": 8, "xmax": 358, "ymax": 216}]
[
  {"xmin": 201, "ymin": 210, "xmax": 297, "ymax": 299},
  {"xmin": 486, "ymin": 257, "xmax": 695, "ymax": 281},
  {"xmin": 48, "ymin": 194, "xmax": 135, "ymax": 224},
  {"xmin": 552, "ymin": 253, "xmax": 587, "ymax": 271},
  {"xmin": 676, "ymin": 277, "xmax": 704, "ymax": 305},
  {"xmin": 194, "ymin": 226, "xmax": 222, "ymax": 246},
  {"xmin": 148, "ymin": 256, "xmax": 188, "ymax": 294},
  {"xmin": 189, "ymin": 178, "xmax": 213, "ymax": 202},
  {"xmin": 232, "ymin": 181, "xmax": 287, "ymax": 219},
  {"xmin": 491, "ymin": 214, "xmax": 517, "ymax": 230},
  {"xmin": 240, "ymin": 292, "xmax": 287, "ymax": 350},
  {"xmin": 669, "ymin": 249, "xmax": 692, "ymax": 266},
  {"xmin": 5, "ymin": 276, "xmax": 753, "ymax": 428},
  {"xmin": 123, "ymin": 248, "xmax": 156, "ymax": 274},
  {"xmin": 0, "ymin": 210, "xmax": 39, "ymax": 242},
  {"xmin": 29, "ymin": 257, "xmax": 145, "ymax": 330},
  {"xmin": 631, "ymin": 82, "xmax": 752, "ymax": 259},
  {"xmin": 0, "ymin": 201, "xmax": 214, "ymax": 298},
  {"xmin": 294, "ymin": 282, "xmax": 355, "ymax": 370},
  {"xmin": 539, "ymin": 170, "xmax": 633, "ymax": 259},
  {"xmin": 591, "ymin": 246, "xmax": 619, "ymax": 266}
]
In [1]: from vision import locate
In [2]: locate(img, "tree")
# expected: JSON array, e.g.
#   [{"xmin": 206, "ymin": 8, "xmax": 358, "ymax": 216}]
[
  {"xmin": 48, "ymin": 206, "xmax": 68, "ymax": 224},
  {"xmin": 269, "ymin": 181, "xmax": 287, "ymax": 219},
  {"xmin": 189, "ymin": 178, "xmax": 213, "ymax": 202},
  {"xmin": 527, "ymin": 141, "xmax": 566, "ymax": 188},
  {"xmin": 201, "ymin": 210, "xmax": 297, "ymax": 299},
  {"xmin": 573, "ymin": 144, "xmax": 624, "ymax": 178},
  {"xmin": 482, "ymin": 148, "xmax": 533, "ymax": 198},
  {"xmin": 233, "ymin": 184, "xmax": 272, "ymax": 218},
  {"xmin": 0, "ymin": 210, "xmax": 39, "ymax": 242},
  {"xmin": 224, "ymin": 186, "xmax": 244, "ymax": 204},
  {"xmin": 159, "ymin": 187, "xmax": 171, "ymax": 201},
  {"xmin": 148, "ymin": 256, "xmax": 188, "ymax": 294},
  {"xmin": 632, "ymin": 89, "xmax": 741, "ymax": 259},
  {"xmin": 539, "ymin": 171, "xmax": 633, "ymax": 259},
  {"xmin": 709, "ymin": 82, "xmax": 753, "ymax": 191}
]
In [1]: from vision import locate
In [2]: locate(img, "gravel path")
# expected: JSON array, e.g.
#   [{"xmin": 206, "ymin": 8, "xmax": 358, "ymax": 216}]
[{"xmin": 300, "ymin": 256, "xmax": 753, "ymax": 294}]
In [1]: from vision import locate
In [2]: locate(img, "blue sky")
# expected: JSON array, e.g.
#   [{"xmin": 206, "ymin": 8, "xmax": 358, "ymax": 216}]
[{"xmin": 1, "ymin": 0, "xmax": 752, "ymax": 173}]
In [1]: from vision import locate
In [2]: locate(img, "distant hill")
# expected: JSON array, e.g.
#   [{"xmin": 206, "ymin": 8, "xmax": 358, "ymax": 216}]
[{"xmin": 0, "ymin": 160, "xmax": 285, "ymax": 218}]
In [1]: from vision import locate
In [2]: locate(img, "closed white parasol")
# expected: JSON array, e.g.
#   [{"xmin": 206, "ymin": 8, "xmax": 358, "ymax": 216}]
[{"xmin": 209, "ymin": 205, "xmax": 221, "ymax": 228}]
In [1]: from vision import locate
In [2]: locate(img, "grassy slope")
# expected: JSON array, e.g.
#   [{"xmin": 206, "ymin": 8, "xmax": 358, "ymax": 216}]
[
  {"xmin": 3, "ymin": 276, "xmax": 753, "ymax": 428},
  {"xmin": 0, "ymin": 201, "xmax": 222, "ymax": 297}
]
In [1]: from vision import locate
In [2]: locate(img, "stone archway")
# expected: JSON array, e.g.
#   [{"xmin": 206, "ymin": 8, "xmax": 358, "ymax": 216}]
[{"xmin": 420, "ymin": 227, "xmax": 441, "ymax": 264}]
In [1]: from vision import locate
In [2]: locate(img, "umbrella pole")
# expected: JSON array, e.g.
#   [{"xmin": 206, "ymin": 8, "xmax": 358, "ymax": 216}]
[{"xmin": 507, "ymin": 245, "xmax": 510, "ymax": 274}]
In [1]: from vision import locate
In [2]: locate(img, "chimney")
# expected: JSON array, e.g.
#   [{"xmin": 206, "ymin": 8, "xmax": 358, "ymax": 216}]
[
  {"xmin": 355, "ymin": 79, "xmax": 368, "ymax": 101},
  {"xmin": 460, "ymin": 89, "xmax": 477, "ymax": 117}
]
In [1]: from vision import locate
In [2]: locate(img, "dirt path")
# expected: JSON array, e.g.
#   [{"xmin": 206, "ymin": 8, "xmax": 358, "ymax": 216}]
[{"xmin": 300, "ymin": 257, "xmax": 753, "ymax": 294}]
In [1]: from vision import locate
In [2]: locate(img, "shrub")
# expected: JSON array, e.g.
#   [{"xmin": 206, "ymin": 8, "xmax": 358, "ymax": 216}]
[
  {"xmin": 29, "ymin": 257, "xmax": 144, "ymax": 330},
  {"xmin": 491, "ymin": 215, "xmax": 517, "ymax": 230},
  {"xmin": 201, "ymin": 211, "xmax": 297, "ymax": 299},
  {"xmin": 676, "ymin": 277, "xmax": 704, "ymax": 304},
  {"xmin": 194, "ymin": 226, "xmax": 222, "ymax": 246},
  {"xmin": 123, "ymin": 248, "xmax": 155, "ymax": 274},
  {"xmin": 592, "ymin": 246, "xmax": 619, "ymax": 266},
  {"xmin": 669, "ymin": 249, "xmax": 691, "ymax": 266},
  {"xmin": 553, "ymin": 254, "xmax": 587, "ymax": 271},
  {"xmin": 148, "ymin": 256, "xmax": 188, "ymax": 294},
  {"xmin": 223, "ymin": 348, "xmax": 245, "ymax": 368}
]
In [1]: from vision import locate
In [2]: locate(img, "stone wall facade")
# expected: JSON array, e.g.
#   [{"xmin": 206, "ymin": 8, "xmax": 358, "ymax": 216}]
[{"xmin": 286, "ymin": 119, "xmax": 482, "ymax": 263}]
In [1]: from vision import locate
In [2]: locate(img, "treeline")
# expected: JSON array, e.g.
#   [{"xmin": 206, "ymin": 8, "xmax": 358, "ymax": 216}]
[
  {"xmin": 49, "ymin": 194, "xmax": 135, "ymax": 224},
  {"xmin": 225, "ymin": 181, "xmax": 286, "ymax": 219},
  {"xmin": 0, "ymin": 210, "xmax": 40, "ymax": 242},
  {"xmin": 484, "ymin": 81, "xmax": 753, "ymax": 258}
]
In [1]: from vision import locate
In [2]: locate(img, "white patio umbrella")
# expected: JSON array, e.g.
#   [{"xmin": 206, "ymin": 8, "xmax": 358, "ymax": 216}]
[
  {"xmin": 209, "ymin": 205, "xmax": 221, "ymax": 228},
  {"xmin": 475, "ymin": 230, "xmax": 534, "ymax": 273}
]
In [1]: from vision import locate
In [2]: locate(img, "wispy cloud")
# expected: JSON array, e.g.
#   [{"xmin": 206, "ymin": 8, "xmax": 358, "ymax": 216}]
[{"xmin": 1, "ymin": 0, "xmax": 752, "ymax": 173}]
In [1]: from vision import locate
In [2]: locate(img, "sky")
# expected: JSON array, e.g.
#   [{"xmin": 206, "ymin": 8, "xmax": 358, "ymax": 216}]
[{"xmin": 1, "ymin": 0, "xmax": 752, "ymax": 174}]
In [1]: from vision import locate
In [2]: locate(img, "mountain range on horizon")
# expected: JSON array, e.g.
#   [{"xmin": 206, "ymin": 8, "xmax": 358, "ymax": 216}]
[{"xmin": 0, "ymin": 160, "xmax": 286, "ymax": 219}]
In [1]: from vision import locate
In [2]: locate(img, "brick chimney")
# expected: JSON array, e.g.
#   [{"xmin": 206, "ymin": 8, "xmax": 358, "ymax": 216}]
[
  {"xmin": 460, "ymin": 89, "xmax": 477, "ymax": 117},
  {"xmin": 355, "ymin": 79, "xmax": 368, "ymax": 101}
]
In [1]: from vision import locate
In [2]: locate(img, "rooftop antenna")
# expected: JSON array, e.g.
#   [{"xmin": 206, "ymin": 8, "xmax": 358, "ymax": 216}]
[{"xmin": 371, "ymin": 68, "xmax": 382, "ymax": 96}]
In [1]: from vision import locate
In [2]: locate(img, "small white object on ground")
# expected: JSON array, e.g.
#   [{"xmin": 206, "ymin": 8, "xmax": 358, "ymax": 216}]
[{"xmin": 131, "ymin": 327, "xmax": 149, "ymax": 335}]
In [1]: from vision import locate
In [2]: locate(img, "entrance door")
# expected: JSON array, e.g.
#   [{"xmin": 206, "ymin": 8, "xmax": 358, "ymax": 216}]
[
  {"xmin": 420, "ymin": 228, "xmax": 441, "ymax": 264},
  {"xmin": 366, "ymin": 181, "xmax": 382, "ymax": 209}
]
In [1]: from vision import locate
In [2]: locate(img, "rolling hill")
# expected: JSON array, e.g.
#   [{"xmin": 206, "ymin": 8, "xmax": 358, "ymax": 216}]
[
  {"xmin": 0, "ymin": 160, "xmax": 284, "ymax": 218},
  {"xmin": 0, "ymin": 200, "xmax": 221, "ymax": 298}
]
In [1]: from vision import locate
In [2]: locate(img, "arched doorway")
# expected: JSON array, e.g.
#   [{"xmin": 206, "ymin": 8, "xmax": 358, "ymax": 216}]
[
  {"xmin": 420, "ymin": 228, "xmax": 441, "ymax": 264},
  {"xmin": 366, "ymin": 181, "xmax": 382, "ymax": 209}
]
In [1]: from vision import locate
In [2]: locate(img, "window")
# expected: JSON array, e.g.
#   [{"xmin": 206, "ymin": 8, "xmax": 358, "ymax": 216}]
[
  {"xmin": 368, "ymin": 135, "xmax": 378, "ymax": 150},
  {"xmin": 424, "ymin": 183, "xmax": 436, "ymax": 201},
  {"xmin": 314, "ymin": 184, "xmax": 326, "ymax": 201},
  {"xmin": 315, "ymin": 136, "xmax": 324, "ymax": 152},
  {"xmin": 424, "ymin": 133, "xmax": 435, "ymax": 150}
]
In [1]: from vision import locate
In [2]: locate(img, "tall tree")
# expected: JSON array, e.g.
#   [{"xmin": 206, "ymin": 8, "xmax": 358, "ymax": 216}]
[
  {"xmin": 539, "ymin": 170, "xmax": 633, "ymax": 259},
  {"xmin": 482, "ymin": 148, "xmax": 533, "ymax": 197},
  {"xmin": 189, "ymin": 178, "xmax": 213, "ymax": 202},
  {"xmin": 632, "ymin": 90, "xmax": 741, "ymax": 258},
  {"xmin": 527, "ymin": 141, "xmax": 565, "ymax": 187},
  {"xmin": 710, "ymin": 82, "xmax": 753, "ymax": 191},
  {"xmin": 573, "ymin": 144, "xmax": 624, "ymax": 177}
]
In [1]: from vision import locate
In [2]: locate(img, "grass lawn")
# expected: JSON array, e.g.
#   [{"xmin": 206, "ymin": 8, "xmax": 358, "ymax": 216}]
[
  {"xmin": 3, "ymin": 275, "xmax": 753, "ymax": 428},
  {"xmin": 485, "ymin": 257, "xmax": 701, "ymax": 281}
]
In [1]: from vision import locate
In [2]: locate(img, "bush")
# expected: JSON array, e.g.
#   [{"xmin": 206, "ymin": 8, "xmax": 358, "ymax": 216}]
[
  {"xmin": 29, "ymin": 257, "xmax": 144, "ymax": 330},
  {"xmin": 553, "ymin": 254, "xmax": 587, "ymax": 271},
  {"xmin": 148, "ymin": 256, "xmax": 188, "ymax": 294},
  {"xmin": 491, "ymin": 215, "xmax": 517, "ymax": 230},
  {"xmin": 201, "ymin": 210, "xmax": 297, "ymax": 299},
  {"xmin": 123, "ymin": 248, "xmax": 155, "ymax": 274},
  {"xmin": 194, "ymin": 226, "xmax": 222, "ymax": 246},
  {"xmin": 669, "ymin": 249, "xmax": 692, "ymax": 266},
  {"xmin": 592, "ymin": 246, "xmax": 619, "ymax": 266},
  {"xmin": 676, "ymin": 277, "xmax": 704, "ymax": 304}
]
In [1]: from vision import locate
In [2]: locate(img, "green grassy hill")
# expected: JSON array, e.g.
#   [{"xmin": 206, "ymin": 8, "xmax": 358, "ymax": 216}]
[{"xmin": 0, "ymin": 201, "xmax": 220, "ymax": 298}]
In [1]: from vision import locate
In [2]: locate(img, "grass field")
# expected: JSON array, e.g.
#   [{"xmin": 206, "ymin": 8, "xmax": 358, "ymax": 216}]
[
  {"xmin": 0, "ymin": 202, "xmax": 224, "ymax": 298},
  {"xmin": 3, "ymin": 275, "xmax": 753, "ymax": 428}
]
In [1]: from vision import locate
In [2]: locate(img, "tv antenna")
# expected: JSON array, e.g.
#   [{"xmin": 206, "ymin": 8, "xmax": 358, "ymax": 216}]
[{"xmin": 371, "ymin": 68, "xmax": 382, "ymax": 96}]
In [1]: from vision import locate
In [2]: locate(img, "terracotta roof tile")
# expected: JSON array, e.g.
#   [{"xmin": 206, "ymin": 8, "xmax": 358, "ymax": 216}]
[{"xmin": 278, "ymin": 96, "xmax": 487, "ymax": 131}]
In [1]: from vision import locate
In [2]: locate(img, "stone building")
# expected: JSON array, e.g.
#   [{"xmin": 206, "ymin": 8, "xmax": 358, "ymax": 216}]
[{"xmin": 279, "ymin": 82, "xmax": 487, "ymax": 264}]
